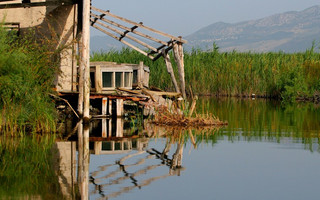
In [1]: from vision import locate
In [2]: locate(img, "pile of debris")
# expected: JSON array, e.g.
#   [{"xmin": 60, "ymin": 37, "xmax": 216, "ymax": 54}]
[{"xmin": 150, "ymin": 100, "xmax": 228, "ymax": 128}]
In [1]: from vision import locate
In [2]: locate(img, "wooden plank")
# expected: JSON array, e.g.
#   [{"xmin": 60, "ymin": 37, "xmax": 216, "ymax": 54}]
[
  {"xmin": 117, "ymin": 88, "xmax": 142, "ymax": 94},
  {"xmin": 91, "ymin": 7, "xmax": 187, "ymax": 44},
  {"xmin": 92, "ymin": 23, "xmax": 155, "ymax": 60},
  {"xmin": 90, "ymin": 16, "xmax": 159, "ymax": 53},
  {"xmin": 145, "ymin": 90, "xmax": 181, "ymax": 97},
  {"xmin": 90, "ymin": 13, "xmax": 168, "ymax": 46}
]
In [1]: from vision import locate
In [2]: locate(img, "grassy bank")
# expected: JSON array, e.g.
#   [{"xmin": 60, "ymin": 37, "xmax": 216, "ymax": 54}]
[
  {"xmin": 0, "ymin": 25, "xmax": 60, "ymax": 134},
  {"xmin": 91, "ymin": 45, "xmax": 320, "ymax": 102}
]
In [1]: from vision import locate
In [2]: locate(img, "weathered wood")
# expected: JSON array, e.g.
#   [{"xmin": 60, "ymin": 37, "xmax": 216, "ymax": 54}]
[
  {"xmin": 78, "ymin": 34, "xmax": 84, "ymax": 115},
  {"xmin": 90, "ymin": 15, "xmax": 160, "ymax": 53},
  {"xmin": 95, "ymin": 65, "xmax": 102, "ymax": 93},
  {"xmin": 144, "ymin": 90, "xmax": 181, "ymax": 98},
  {"xmin": 141, "ymin": 88, "xmax": 157, "ymax": 102},
  {"xmin": 102, "ymin": 97, "xmax": 108, "ymax": 115},
  {"xmin": 82, "ymin": 0, "xmax": 91, "ymax": 120},
  {"xmin": 91, "ymin": 24, "xmax": 155, "ymax": 60},
  {"xmin": 188, "ymin": 95, "xmax": 198, "ymax": 117},
  {"xmin": 49, "ymin": 94, "xmax": 80, "ymax": 119},
  {"xmin": 173, "ymin": 43, "xmax": 186, "ymax": 98},
  {"xmin": 91, "ymin": 7, "xmax": 187, "ymax": 44},
  {"xmin": 162, "ymin": 51, "xmax": 181, "ymax": 94},
  {"xmin": 72, "ymin": 5, "xmax": 78, "ymax": 92},
  {"xmin": 116, "ymin": 99, "xmax": 124, "ymax": 117},
  {"xmin": 90, "ymin": 12, "xmax": 168, "ymax": 46},
  {"xmin": 138, "ymin": 61, "xmax": 144, "ymax": 88},
  {"xmin": 117, "ymin": 88, "xmax": 142, "ymax": 94}
]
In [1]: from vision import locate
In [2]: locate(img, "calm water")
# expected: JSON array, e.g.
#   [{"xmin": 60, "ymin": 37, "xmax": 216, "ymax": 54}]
[{"xmin": 1, "ymin": 98, "xmax": 320, "ymax": 199}]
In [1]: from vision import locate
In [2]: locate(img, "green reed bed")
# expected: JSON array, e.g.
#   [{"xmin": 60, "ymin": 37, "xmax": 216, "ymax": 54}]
[
  {"xmin": 0, "ymin": 25, "xmax": 60, "ymax": 134},
  {"xmin": 91, "ymin": 45, "xmax": 320, "ymax": 102}
]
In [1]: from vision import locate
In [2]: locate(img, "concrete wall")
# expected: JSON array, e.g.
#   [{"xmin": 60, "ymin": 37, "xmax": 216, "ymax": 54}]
[{"xmin": 0, "ymin": 0, "xmax": 78, "ymax": 92}]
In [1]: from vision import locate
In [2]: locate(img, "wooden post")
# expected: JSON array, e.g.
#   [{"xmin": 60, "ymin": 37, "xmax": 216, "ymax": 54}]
[
  {"xmin": 116, "ymin": 99, "xmax": 124, "ymax": 117},
  {"xmin": 138, "ymin": 61, "xmax": 144, "ymax": 88},
  {"xmin": 173, "ymin": 43, "xmax": 186, "ymax": 98},
  {"xmin": 162, "ymin": 50, "xmax": 181, "ymax": 94},
  {"xmin": 95, "ymin": 65, "xmax": 102, "ymax": 93},
  {"xmin": 102, "ymin": 97, "xmax": 108, "ymax": 115},
  {"xmin": 81, "ymin": 0, "xmax": 91, "ymax": 121}
]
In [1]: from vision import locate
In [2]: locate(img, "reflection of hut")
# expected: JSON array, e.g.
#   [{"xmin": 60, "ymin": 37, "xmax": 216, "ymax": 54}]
[
  {"xmin": 91, "ymin": 138, "xmax": 149, "ymax": 155},
  {"xmin": 89, "ymin": 118, "xmax": 149, "ymax": 155}
]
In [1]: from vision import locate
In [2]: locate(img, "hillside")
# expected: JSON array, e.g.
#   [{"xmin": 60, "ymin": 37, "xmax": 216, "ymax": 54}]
[
  {"xmin": 185, "ymin": 5, "xmax": 320, "ymax": 52},
  {"xmin": 90, "ymin": 5, "xmax": 320, "ymax": 53}
]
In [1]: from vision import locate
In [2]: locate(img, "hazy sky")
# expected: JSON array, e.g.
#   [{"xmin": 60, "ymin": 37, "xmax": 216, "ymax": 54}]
[{"xmin": 91, "ymin": 0, "xmax": 319, "ymax": 37}]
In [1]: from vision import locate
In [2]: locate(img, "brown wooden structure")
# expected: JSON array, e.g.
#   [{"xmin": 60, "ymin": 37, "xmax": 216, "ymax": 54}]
[{"xmin": 0, "ymin": 0, "xmax": 187, "ymax": 119}]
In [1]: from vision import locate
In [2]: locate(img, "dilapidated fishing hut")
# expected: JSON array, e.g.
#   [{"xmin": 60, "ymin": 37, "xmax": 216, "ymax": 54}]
[{"xmin": 0, "ymin": 0, "xmax": 187, "ymax": 119}]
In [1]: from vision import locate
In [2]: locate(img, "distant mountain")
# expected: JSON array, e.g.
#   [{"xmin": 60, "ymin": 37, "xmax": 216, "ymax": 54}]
[
  {"xmin": 91, "ymin": 5, "xmax": 320, "ymax": 53},
  {"xmin": 185, "ymin": 5, "xmax": 320, "ymax": 52}
]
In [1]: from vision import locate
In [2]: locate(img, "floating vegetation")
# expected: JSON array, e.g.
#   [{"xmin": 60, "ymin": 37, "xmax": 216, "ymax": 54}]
[{"xmin": 150, "ymin": 98, "xmax": 228, "ymax": 128}]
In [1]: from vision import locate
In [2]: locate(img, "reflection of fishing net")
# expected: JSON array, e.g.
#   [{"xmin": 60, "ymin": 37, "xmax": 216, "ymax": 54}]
[{"xmin": 151, "ymin": 105, "xmax": 228, "ymax": 127}]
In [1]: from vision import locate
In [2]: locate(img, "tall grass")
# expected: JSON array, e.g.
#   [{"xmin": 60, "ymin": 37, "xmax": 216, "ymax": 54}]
[
  {"xmin": 0, "ymin": 25, "xmax": 60, "ymax": 134},
  {"xmin": 91, "ymin": 44, "xmax": 320, "ymax": 102}
]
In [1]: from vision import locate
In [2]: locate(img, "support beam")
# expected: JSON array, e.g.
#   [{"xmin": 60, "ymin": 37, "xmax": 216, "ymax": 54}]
[
  {"xmin": 90, "ymin": 12, "xmax": 168, "ymax": 46},
  {"xmin": 162, "ymin": 50, "xmax": 181, "ymax": 94},
  {"xmin": 90, "ymin": 15, "xmax": 159, "ymax": 53},
  {"xmin": 173, "ymin": 43, "xmax": 186, "ymax": 98},
  {"xmin": 91, "ymin": 23, "xmax": 155, "ymax": 60},
  {"xmin": 91, "ymin": 7, "xmax": 187, "ymax": 44},
  {"xmin": 81, "ymin": 0, "xmax": 90, "ymax": 120}
]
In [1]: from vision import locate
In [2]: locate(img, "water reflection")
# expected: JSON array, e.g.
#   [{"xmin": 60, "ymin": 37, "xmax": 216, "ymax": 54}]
[
  {"xmin": 53, "ymin": 98, "xmax": 320, "ymax": 199},
  {"xmin": 54, "ymin": 118, "xmax": 195, "ymax": 199}
]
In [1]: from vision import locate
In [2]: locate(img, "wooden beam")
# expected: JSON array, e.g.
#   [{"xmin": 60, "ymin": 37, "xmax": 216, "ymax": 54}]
[
  {"xmin": 162, "ymin": 50, "xmax": 181, "ymax": 94},
  {"xmin": 90, "ymin": 16, "xmax": 159, "ymax": 53},
  {"xmin": 90, "ymin": 12, "xmax": 168, "ymax": 46},
  {"xmin": 91, "ymin": 7, "xmax": 187, "ymax": 44},
  {"xmin": 91, "ymin": 23, "xmax": 155, "ymax": 60}
]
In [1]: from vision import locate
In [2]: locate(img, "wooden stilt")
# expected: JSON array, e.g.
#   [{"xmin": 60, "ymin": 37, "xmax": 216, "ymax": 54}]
[
  {"xmin": 138, "ymin": 61, "xmax": 144, "ymax": 88},
  {"xmin": 162, "ymin": 50, "xmax": 181, "ymax": 94},
  {"xmin": 95, "ymin": 65, "xmax": 102, "ymax": 93},
  {"xmin": 116, "ymin": 99, "xmax": 124, "ymax": 117},
  {"xmin": 108, "ymin": 99, "xmax": 112, "ymax": 115},
  {"xmin": 82, "ymin": 0, "xmax": 91, "ymax": 121},
  {"xmin": 102, "ymin": 98, "xmax": 108, "ymax": 115},
  {"xmin": 173, "ymin": 43, "xmax": 186, "ymax": 98}
]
